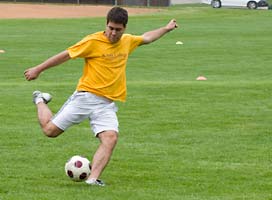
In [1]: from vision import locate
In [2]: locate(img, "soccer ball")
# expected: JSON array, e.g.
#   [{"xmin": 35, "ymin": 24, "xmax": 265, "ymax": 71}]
[{"xmin": 65, "ymin": 155, "xmax": 91, "ymax": 181}]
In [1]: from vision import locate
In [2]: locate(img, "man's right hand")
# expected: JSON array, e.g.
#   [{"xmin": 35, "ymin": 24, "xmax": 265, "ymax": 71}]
[{"xmin": 24, "ymin": 67, "xmax": 41, "ymax": 81}]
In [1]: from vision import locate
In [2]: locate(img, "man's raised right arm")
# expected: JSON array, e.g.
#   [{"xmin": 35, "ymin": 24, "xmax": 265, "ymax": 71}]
[{"xmin": 24, "ymin": 50, "xmax": 71, "ymax": 81}]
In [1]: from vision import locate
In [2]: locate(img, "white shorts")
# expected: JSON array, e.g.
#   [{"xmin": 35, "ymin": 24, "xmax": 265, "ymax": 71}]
[{"xmin": 52, "ymin": 91, "xmax": 119, "ymax": 136}]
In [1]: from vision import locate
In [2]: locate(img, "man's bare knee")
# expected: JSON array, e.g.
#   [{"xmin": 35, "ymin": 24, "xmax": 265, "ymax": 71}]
[
  {"xmin": 98, "ymin": 131, "xmax": 118, "ymax": 146},
  {"xmin": 42, "ymin": 122, "xmax": 63, "ymax": 138}
]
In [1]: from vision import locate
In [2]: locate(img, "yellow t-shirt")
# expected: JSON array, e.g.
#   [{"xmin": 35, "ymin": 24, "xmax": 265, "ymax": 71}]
[{"xmin": 67, "ymin": 31, "xmax": 143, "ymax": 102}]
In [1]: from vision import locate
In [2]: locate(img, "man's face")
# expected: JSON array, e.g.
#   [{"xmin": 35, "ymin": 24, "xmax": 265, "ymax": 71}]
[{"xmin": 104, "ymin": 22, "xmax": 126, "ymax": 43}]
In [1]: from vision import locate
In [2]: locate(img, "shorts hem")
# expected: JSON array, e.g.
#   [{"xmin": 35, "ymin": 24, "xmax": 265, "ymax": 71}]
[
  {"xmin": 51, "ymin": 119, "xmax": 66, "ymax": 131},
  {"xmin": 94, "ymin": 128, "xmax": 119, "ymax": 137}
]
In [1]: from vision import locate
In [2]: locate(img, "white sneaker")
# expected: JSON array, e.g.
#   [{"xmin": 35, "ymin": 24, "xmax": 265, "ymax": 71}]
[
  {"xmin": 32, "ymin": 91, "xmax": 52, "ymax": 104},
  {"xmin": 85, "ymin": 178, "xmax": 105, "ymax": 186}
]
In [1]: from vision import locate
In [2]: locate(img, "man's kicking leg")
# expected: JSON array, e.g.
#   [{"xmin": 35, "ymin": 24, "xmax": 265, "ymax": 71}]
[{"xmin": 33, "ymin": 91, "xmax": 63, "ymax": 138}]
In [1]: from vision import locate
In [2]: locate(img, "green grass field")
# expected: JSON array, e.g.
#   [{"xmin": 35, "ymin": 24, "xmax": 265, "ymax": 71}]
[{"xmin": 1, "ymin": 4, "xmax": 272, "ymax": 200}]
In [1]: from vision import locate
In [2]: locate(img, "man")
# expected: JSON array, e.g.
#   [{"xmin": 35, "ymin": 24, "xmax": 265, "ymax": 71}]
[{"xmin": 24, "ymin": 6, "xmax": 177, "ymax": 186}]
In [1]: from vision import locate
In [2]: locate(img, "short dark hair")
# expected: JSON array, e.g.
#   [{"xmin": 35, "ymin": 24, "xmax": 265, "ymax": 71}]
[{"xmin": 106, "ymin": 7, "xmax": 128, "ymax": 27}]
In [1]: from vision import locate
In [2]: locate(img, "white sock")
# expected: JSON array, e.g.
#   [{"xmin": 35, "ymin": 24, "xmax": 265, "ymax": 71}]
[
  {"xmin": 35, "ymin": 98, "xmax": 44, "ymax": 105},
  {"xmin": 85, "ymin": 178, "xmax": 96, "ymax": 184}
]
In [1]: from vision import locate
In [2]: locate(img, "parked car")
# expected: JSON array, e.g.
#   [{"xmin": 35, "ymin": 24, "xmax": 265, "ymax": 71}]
[{"xmin": 202, "ymin": 0, "xmax": 269, "ymax": 9}]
